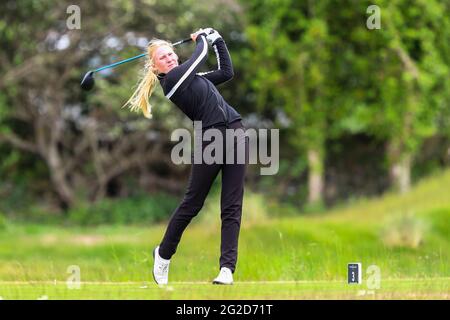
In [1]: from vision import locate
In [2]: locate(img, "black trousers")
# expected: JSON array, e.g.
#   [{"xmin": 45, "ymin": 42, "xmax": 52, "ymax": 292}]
[{"xmin": 159, "ymin": 120, "xmax": 248, "ymax": 273}]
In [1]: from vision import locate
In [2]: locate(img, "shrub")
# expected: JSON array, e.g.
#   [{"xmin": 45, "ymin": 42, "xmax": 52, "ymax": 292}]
[
  {"xmin": 0, "ymin": 213, "xmax": 7, "ymax": 230},
  {"xmin": 198, "ymin": 191, "xmax": 270, "ymax": 227},
  {"xmin": 67, "ymin": 193, "xmax": 178, "ymax": 226},
  {"xmin": 380, "ymin": 212, "xmax": 429, "ymax": 249}
]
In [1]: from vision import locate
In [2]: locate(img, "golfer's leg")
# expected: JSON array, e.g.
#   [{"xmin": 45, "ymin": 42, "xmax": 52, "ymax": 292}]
[
  {"xmin": 159, "ymin": 160, "xmax": 221, "ymax": 260},
  {"xmin": 219, "ymin": 127, "xmax": 248, "ymax": 272}
]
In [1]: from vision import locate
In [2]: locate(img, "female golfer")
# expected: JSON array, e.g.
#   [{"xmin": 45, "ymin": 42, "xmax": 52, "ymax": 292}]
[{"xmin": 124, "ymin": 28, "xmax": 248, "ymax": 285}]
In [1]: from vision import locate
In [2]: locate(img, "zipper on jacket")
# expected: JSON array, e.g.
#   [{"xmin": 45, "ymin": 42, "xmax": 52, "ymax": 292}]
[{"xmin": 213, "ymin": 90, "xmax": 229, "ymax": 127}]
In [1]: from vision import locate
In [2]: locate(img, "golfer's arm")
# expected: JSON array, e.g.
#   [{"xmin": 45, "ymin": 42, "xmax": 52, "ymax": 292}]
[
  {"xmin": 197, "ymin": 38, "xmax": 234, "ymax": 86},
  {"xmin": 164, "ymin": 34, "xmax": 209, "ymax": 99}
]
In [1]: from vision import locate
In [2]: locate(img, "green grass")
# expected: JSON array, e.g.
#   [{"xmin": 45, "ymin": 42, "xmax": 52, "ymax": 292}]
[
  {"xmin": 0, "ymin": 279, "xmax": 448, "ymax": 299},
  {"xmin": 0, "ymin": 170, "xmax": 449, "ymax": 299}
]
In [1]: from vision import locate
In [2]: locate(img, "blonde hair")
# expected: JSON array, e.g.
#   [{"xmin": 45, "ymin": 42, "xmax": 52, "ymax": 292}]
[{"xmin": 123, "ymin": 39, "xmax": 174, "ymax": 119}]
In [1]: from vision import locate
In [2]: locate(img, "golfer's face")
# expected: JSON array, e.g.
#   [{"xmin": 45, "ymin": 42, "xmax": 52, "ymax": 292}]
[{"xmin": 154, "ymin": 46, "xmax": 179, "ymax": 74}]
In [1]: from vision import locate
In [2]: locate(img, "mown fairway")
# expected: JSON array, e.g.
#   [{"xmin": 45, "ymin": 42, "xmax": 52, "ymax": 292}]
[
  {"xmin": 0, "ymin": 279, "xmax": 448, "ymax": 299},
  {"xmin": 0, "ymin": 171, "xmax": 449, "ymax": 299}
]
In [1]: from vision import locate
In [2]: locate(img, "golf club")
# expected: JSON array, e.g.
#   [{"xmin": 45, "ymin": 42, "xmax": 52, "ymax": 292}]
[{"xmin": 80, "ymin": 37, "xmax": 192, "ymax": 91}]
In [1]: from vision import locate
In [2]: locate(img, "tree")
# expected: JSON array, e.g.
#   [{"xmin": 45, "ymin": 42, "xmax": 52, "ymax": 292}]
[
  {"xmin": 364, "ymin": 0, "xmax": 450, "ymax": 193},
  {"xmin": 242, "ymin": 0, "xmax": 332, "ymax": 208},
  {"xmin": 0, "ymin": 0, "xmax": 243, "ymax": 210}
]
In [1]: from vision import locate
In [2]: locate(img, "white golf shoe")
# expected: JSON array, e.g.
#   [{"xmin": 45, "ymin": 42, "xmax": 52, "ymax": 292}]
[
  {"xmin": 212, "ymin": 267, "xmax": 234, "ymax": 285},
  {"xmin": 152, "ymin": 246, "xmax": 170, "ymax": 285}
]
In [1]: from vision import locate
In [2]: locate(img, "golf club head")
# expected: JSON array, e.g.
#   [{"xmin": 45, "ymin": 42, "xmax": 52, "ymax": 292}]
[
  {"xmin": 80, "ymin": 36, "xmax": 193, "ymax": 91},
  {"xmin": 80, "ymin": 70, "xmax": 95, "ymax": 91}
]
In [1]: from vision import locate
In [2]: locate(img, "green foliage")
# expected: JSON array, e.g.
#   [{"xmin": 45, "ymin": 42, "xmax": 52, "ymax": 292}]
[
  {"xmin": 0, "ymin": 213, "xmax": 7, "ymax": 230},
  {"xmin": 197, "ymin": 190, "xmax": 270, "ymax": 227},
  {"xmin": 302, "ymin": 201, "xmax": 327, "ymax": 215},
  {"xmin": 375, "ymin": 1, "xmax": 446, "ymax": 150},
  {"xmin": 66, "ymin": 193, "xmax": 178, "ymax": 226},
  {"xmin": 0, "ymin": 0, "xmax": 449, "ymax": 215},
  {"xmin": 380, "ymin": 212, "xmax": 429, "ymax": 249}
]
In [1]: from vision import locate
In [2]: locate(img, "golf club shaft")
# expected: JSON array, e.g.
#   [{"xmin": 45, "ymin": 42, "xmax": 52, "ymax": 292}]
[
  {"xmin": 93, "ymin": 37, "xmax": 192, "ymax": 73},
  {"xmin": 93, "ymin": 53, "xmax": 146, "ymax": 73}
]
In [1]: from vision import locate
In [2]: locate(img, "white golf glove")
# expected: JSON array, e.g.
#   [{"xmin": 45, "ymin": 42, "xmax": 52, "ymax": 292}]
[
  {"xmin": 192, "ymin": 28, "xmax": 213, "ymax": 38},
  {"xmin": 206, "ymin": 29, "xmax": 222, "ymax": 45},
  {"xmin": 202, "ymin": 27, "xmax": 214, "ymax": 35}
]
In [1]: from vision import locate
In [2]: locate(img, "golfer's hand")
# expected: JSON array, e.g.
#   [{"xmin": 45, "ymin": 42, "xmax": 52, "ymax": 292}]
[
  {"xmin": 190, "ymin": 28, "xmax": 203, "ymax": 42},
  {"xmin": 190, "ymin": 28, "xmax": 213, "ymax": 41},
  {"xmin": 206, "ymin": 29, "xmax": 222, "ymax": 45}
]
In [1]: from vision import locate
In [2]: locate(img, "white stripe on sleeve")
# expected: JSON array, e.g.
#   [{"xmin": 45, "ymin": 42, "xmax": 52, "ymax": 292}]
[
  {"xmin": 166, "ymin": 37, "xmax": 208, "ymax": 99},
  {"xmin": 197, "ymin": 44, "xmax": 220, "ymax": 77},
  {"xmin": 214, "ymin": 44, "xmax": 220, "ymax": 70}
]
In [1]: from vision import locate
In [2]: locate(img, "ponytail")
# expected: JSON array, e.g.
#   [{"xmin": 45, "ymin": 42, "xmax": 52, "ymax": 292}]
[{"xmin": 123, "ymin": 39, "xmax": 174, "ymax": 119}]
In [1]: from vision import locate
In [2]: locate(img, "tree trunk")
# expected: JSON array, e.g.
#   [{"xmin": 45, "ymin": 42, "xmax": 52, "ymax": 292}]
[
  {"xmin": 34, "ymin": 102, "xmax": 76, "ymax": 209},
  {"xmin": 391, "ymin": 155, "xmax": 411, "ymax": 194},
  {"xmin": 47, "ymin": 143, "xmax": 75, "ymax": 208},
  {"xmin": 307, "ymin": 148, "xmax": 324, "ymax": 204},
  {"xmin": 387, "ymin": 140, "xmax": 412, "ymax": 194}
]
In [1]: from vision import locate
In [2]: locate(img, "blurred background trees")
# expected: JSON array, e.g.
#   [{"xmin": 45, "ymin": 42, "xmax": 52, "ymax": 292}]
[{"xmin": 0, "ymin": 0, "xmax": 449, "ymax": 223}]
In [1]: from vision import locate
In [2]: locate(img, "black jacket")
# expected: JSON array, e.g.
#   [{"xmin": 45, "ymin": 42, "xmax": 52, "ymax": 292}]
[{"xmin": 157, "ymin": 33, "xmax": 241, "ymax": 129}]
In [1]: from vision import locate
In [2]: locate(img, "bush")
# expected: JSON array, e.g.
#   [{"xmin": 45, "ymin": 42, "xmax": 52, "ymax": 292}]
[
  {"xmin": 67, "ymin": 193, "xmax": 178, "ymax": 226},
  {"xmin": 198, "ymin": 191, "xmax": 270, "ymax": 227},
  {"xmin": 380, "ymin": 212, "xmax": 429, "ymax": 249},
  {"xmin": 0, "ymin": 213, "xmax": 7, "ymax": 230}
]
